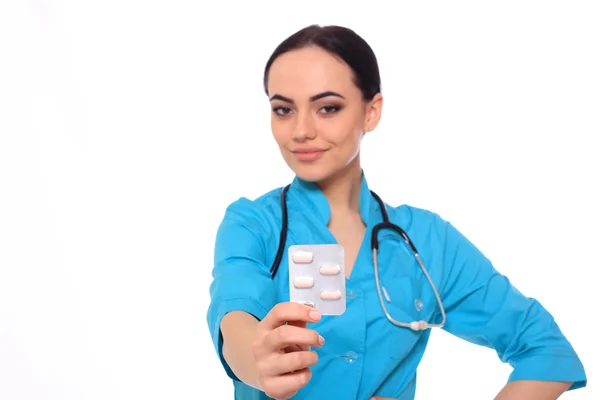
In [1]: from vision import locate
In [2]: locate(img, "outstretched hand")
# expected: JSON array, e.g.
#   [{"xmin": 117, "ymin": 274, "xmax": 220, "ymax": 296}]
[{"xmin": 252, "ymin": 302, "xmax": 324, "ymax": 400}]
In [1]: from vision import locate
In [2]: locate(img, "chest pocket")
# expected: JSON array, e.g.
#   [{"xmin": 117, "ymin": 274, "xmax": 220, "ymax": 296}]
[
  {"xmin": 372, "ymin": 234, "xmax": 437, "ymax": 360},
  {"xmin": 375, "ymin": 277, "xmax": 423, "ymax": 360}
]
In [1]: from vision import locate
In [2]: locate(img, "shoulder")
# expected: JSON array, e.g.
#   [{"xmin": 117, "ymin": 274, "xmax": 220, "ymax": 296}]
[
  {"xmin": 382, "ymin": 202, "xmax": 458, "ymax": 257},
  {"xmin": 218, "ymin": 186, "xmax": 285, "ymax": 234},
  {"xmin": 386, "ymin": 202, "xmax": 448, "ymax": 234},
  {"xmin": 214, "ymin": 186, "xmax": 286, "ymax": 262},
  {"xmin": 385, "ymin": 201, "xmax": 491, "ymax": 277}
]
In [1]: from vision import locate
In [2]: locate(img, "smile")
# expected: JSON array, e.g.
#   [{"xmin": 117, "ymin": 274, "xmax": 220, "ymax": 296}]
[{"xmin": 291, "ymin": 149, "xmax": 327, "ymax": 162}]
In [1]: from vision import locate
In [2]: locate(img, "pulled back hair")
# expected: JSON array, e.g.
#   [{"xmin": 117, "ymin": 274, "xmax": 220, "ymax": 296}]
[{"xmin": 263, "ymin": 25, "xmax": 381, "ymax": 101}]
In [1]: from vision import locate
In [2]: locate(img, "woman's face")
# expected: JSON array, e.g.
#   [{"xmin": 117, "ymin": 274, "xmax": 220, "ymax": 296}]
[{"xmin": 266, "ymin": 46, "xmax": 382, "ymax": 183}]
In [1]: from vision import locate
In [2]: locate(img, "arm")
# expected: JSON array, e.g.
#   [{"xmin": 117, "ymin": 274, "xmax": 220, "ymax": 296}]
[
  {"xmin": 494, "ymin": 380, "xmax": 572, "ymax": 400},
  {"xmin": 220, "ymin": 311, "xmax": 262, "ymax": 389},
  {"xmin": 206, "ymin": 198, "xmax": 277, "ymax": 385},
  {"xmin": 207, "ymin": 198, "xmax": 324, "ymax": 399},
  {"xmin": 435, "ymin": 216, "xmax": 586, "ymax": 396}
]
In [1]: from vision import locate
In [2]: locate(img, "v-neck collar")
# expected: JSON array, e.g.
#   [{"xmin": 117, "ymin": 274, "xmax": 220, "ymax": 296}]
[{"xmin": 287, "ymin": 170, "xmax": 374, "ymax": 226}]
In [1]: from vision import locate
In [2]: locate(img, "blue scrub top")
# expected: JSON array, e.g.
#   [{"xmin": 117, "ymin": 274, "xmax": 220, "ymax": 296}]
[{"xmin": 207, "ymin": 172, "xmax": 586, "ymax": 399}]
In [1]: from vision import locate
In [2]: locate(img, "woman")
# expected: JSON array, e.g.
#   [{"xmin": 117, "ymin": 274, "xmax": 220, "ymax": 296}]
[{"xmin": 206, "ymin": 25, "xmax": 586, "ymax": 399}]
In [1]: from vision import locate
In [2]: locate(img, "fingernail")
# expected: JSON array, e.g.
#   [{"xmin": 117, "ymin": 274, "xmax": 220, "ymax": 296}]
[
  {"xmin": 318, "ymin": 335, "xmax": 325, "ymax": 345},
  {"xmin": 309, "ymin": 310, "xmax": 321, "ymax": 321}
]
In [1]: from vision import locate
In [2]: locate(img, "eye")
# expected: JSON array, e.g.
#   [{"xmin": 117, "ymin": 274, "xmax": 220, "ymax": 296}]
[
  {"xmin": 272, "ymin": 106, "xmax": 292, "ymax": 116},
  {"xmin": 319, "ymin": 105, "xmax": 341, "ymax": 114}
]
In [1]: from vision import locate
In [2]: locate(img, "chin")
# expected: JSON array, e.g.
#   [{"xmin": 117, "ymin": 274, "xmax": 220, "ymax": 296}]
[{"xmin": 289, "ymin": 164, "xmax": 334, "ymax": 183}]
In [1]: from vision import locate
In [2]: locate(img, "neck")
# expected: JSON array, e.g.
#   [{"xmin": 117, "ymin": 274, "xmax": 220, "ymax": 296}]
[{"xmin": 316, "ymin": 156, "xmax": 363, "ymax": 216}]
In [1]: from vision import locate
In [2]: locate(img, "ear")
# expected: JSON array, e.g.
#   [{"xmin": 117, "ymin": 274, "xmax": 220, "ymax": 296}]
[{"xmin": 364, "ymin": 93, "xmax": 383, "ymax": 133}]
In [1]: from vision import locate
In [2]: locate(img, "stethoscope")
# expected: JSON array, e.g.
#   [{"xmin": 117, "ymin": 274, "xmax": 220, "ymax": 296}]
[{"xmin": 270, "ymin": 184, "xmax": 447, "ymax": 331}]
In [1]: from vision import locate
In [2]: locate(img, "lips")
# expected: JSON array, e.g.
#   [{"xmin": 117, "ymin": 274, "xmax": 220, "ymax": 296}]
[
  {"xmin": 293, "ymin": 148, "xmax": 326, "ymax": 153},
  {"xmin": 291, "ymin": 148, "xmax": 327, "ymax": 162}
]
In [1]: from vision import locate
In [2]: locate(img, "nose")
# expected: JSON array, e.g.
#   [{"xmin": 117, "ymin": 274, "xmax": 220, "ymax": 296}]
[{"xmin": 292, "ymin": 111, "xmax": 316, "ymax": 142}]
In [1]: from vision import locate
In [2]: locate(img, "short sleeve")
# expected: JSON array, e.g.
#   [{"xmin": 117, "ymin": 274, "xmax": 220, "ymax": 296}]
[
  {"xmin": 206, "ymin": 198, "xmax": 277, "ymax": 381},
  {"xmin": 438, "ymin": 216, "xmax": 587, "ymax": 391}
]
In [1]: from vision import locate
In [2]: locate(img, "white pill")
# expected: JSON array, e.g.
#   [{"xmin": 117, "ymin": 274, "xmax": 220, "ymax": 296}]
[
  {"xmin": 319, "ymin": 264, "xmax": 341, "ymax": 275},
  {"xmin": 293, "ymin": 277, "xmax": 315, "ymax": 289},
  {"xmin": 320, "ymin": 290, "xmax": 342, "ymax": 300},
  {"xmin": 292, "ymin": 251, "xmax": 313, "ymax": 264}
]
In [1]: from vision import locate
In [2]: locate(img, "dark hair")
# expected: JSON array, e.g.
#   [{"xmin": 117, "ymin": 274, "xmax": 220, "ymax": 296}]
[{"xmin": 263, "ymin": 25, "xmax": 381, "ymax": 101}]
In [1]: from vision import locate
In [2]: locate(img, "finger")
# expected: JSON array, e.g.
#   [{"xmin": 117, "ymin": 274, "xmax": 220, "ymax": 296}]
[
  {"xmin": 260, "ymin": 302, "xmax": 321, "ymax": 331},
  {"xmin": 286, "ymin": 321, "xmax": 311, "ymax": 351},
  {"xmin": 283, "ymin": 344, "xmax": 305, "ymax": 353},
  {"xmin": 260, "ymin": 367, "xmax": 312, "ymax": 400},
  {"xmin": 260, "ymin": 349, "xmax": 319, "ymax": 377},
  {"xmin": 267, "ymin": 324, "xmax": 324, "ymax": 352},
  {"xmin": 287, "ymin": 319, "xmax": 308, "ymax": 329}
]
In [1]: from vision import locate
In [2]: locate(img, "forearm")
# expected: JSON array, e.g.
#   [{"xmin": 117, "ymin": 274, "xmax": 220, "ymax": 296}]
[
  {"xmin": 220, "ymin": 311, "xmax": 262, "ymax": 390},
  {"xmin": 494, "ymin": 380, "xmax": 572, "ymax": 400}
]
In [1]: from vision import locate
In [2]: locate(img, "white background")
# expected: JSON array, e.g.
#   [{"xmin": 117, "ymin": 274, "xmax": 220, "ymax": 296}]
[{"xmin": 0, "ymin": 1, "xmax": 598, "ymax": 399}]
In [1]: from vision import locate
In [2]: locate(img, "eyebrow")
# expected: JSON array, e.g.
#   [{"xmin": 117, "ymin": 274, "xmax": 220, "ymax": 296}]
[{"xmin": 269, "ymin": 91, "xmax": 345, "ymax": 104}]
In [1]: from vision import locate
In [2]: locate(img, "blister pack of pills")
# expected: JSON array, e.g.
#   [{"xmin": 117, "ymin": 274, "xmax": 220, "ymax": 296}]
[{"xmin": 288, "ymin": 244, "xmax": 346, "ymax": 316}]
